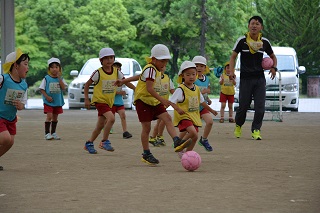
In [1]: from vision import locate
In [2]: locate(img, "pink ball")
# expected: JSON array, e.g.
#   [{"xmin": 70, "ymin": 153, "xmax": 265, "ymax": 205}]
[
  {"xmin": 261, "ymin": 57, "xmax": 274, "ymax": 70},
  {"xmin": 181, "ymin": 151, "xmax": 201, "ymax": 171}
]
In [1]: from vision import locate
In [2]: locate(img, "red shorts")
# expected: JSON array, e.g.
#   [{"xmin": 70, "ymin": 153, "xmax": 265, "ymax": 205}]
[
  {"xmin": 219, "ymin": 92, "xmax": 234, "ymax": 103},
  {"xmin": 112, "ymin": 105, "xmax": 125, "ymax": 114},
  {"xmin": 135, "ymin": 99, "xmax": 167, "ymax": 122},
  {"xmin": 0, "ymin": 117, "xmax": 17, "ymax": 135},
  {"xmin": 200, "ymin": 108, "xmax": 210, "ymax": 116},
  {"xmin": 177, "ymin": 119, "xmax": 199, "ymax": 132},
  {"xmin": 95, "ymin": 103, "xmax": 112, "ymax": 116},
  {"xmin": 44, "ymin": 104, "xmax": 63, "ymax": 114}
]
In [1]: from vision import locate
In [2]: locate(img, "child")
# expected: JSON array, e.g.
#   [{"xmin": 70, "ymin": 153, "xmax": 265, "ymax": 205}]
[
  {"xmin": 83, "ymin": 47, "xmax": 132, "ymax": 154},
  {"xmin": 114, "ymin": 44, "xmax": 191, "ymax": 165},
  {"xmin": 192, "ymin": 56, "xmax": 215, "ymax": 152},
  {"xmin": 112, "ymin": 61, "xmax": 135, "ymax": 139},
  {"xmin": 219, "ymin": 62, "xmax": 236, "ymax": 123},
  {"xmin": 0, "ymin": 49, "xmax": 30, "ymax": 171},
  {"xmin": 39, "ymin": 58, "xmax": 67, "ymax": 140},
  {"xmin": 148, "ymin": 70, "xmax": 175, "ymax": 147},
  {"xmin": 170, "ymin": 61, "xmax": 218, "ymax": 153}
]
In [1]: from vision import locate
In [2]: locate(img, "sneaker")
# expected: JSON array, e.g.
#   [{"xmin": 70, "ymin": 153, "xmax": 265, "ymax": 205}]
[
  {"xmin": 149, "ymin": 137, "xmax": 160, "ymax": 147},
  {"xmin": 99, "ymin": 140, "xmax": 114, "ymax": 151},
  {"xmin": 252, "ymin": 130, "xmax": 262, "ymax": 140},
  {"xmin": 178, "ymin": 149, "xmax": 186, "ymax": 159},
  {"xmin": 141, "ymin": 153, "xmax": 159, "ymax": 165},
  {"xmin": 234, "ymin": 125, "xmax": 242, "ymax": 138},
  {"xmin": 173, "ymin": 137, "xmax": 191, "ymax": 152},
  {"xmin": 198, "ymin": 137, "xmax": 213, "ymax": 152},
  {"xmin": 51, "ymin": 133, "xmax": 61, "ymax": 140},
  {"xmin": 156, "ymin": 135, "xmax": 166, "ymax": 146},
  {"xmin": 123, "ymin": 131, "xmax": 132, "ymax": 139},
  {"xmin": 45, "ymin": 133, "xmax": 53, "ymax": 140},
  {"xmin": 84, "ymin": 141, "xmax": 97, "ymax": 154}
]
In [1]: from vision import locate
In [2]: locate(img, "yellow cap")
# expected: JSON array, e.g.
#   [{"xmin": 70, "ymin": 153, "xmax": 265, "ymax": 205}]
[{"xmin": 3, "ymin": 48, "xmax": 23, "ymax": 74}]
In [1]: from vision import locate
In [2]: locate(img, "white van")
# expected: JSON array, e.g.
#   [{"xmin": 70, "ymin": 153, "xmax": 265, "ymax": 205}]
[
  {"xmin": 68, "ymin": 58, "xmax": 142, "ymax": 109},
  {"xmin": 234, "ymin": 46, "xmax": 306, "ymax": 111}
]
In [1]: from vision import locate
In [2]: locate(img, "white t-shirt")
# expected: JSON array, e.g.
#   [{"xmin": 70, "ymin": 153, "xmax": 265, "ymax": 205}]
[{"xmin": 90, "ymin": 69, "xmax": 124, "ymax": 83}]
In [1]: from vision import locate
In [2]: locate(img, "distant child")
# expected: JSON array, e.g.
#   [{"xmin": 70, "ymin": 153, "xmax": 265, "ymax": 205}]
[
  {"xmin": 83, "ymin": 48, "xmax": 132, "ymax": 154},
  {"xmin": 112, "ymin": 60, "xmax": 135, "ymax": 139},
  {"xmin": 219, "ymin": 62, "xmax": 236, "ymax": 123},
  {"xmin": 0, "ymin": 49, "xmax": 30, "ymax": 171},
  {"xmin": 39, "ymin": 58, "xmax": 68, "ymax": 140},
  {"xmin": 114, "ymin": 44, "xmax": 191, "ymax": 165},
  {"xmin": 192, "ymin": 56, "xmax": 215, "ymax": 152},
  {"xmin": 170, "ymin": 61, "xmax": 218, "ymax": 154},
  {"xmin": 148, "ymin": 71, "xmax": 175, "ymax": 147}
]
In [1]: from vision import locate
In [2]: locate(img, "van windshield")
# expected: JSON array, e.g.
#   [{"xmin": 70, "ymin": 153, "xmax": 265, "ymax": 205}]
[
  {"xmin": 80, "ymin": 59, "xmax": 131, "ymax": 76},
  {"xmin": 268, "ymin": 55, "xmax": 295, "ymax": 72}
]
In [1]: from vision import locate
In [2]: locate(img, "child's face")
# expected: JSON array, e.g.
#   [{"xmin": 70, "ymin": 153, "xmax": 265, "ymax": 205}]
[
  {"xmin": 100, "ymin": 56, "xmax": 115, "ymax": 67},
  {"xmin": 17, "ymin": 59, "xmax": 29, "ymax": 79},
  {"xmin": 49, "ymin": 63, "xmax": 61, "ymax": 77},
  {"xmin": 182, "ymin": 68, "xmax": 197, "ymax": 84},
  {"xmin": 152, "ymin": 58, "xmax": 168, "ymax": 72},
  {"xmin": 248, "ymin": 19, "xmax": 263, "ymax": 34},
  {"xmin": 195, "ymin": 63, "xmax": 206, "ymax": 75},
  {"xmin": 225, "ymin": 65, "xmax": 231, "ymax": 75}
]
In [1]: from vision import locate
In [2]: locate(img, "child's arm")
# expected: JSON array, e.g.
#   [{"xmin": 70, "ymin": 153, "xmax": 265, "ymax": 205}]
[
  {"xmin": 169, "ymin": 88, "xmax": 185, "ymax": 115},
  {"xmin": 125, "ymin": 82, "xmax": 135, "ymax": 91},
  {"xmin": 84, "ymin": 78, "xmax": 93, "ymax": 109},
  {"xmin": 40, "ymin": 89, "xmax": 53, "ymax": 103},
  {"xmin": 115, "ymin": 75, "xmax": 139, "ymax": 87},
  {"xmin": 146, "ymin": 80, "xmax": 171, "ymax": 107},
  {"xmin": 201, "ymin": 102, "xmax": 218, "ymax": 116},
  {"xmin": 219, "ymin": 75, "xmax": 224, "ymax": 85}
]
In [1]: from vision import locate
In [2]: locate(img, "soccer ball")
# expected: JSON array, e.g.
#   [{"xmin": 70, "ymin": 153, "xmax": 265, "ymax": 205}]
[
  {"xmin": 261, "ymin": 57, "xmax": 274, "ymax": 70},
  {"xmin": 181, "ymin": 151, "xmax": 201, "ymax": 171}
]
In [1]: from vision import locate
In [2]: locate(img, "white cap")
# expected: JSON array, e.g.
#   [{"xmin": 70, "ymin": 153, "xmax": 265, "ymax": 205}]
[
  {"xmin": 150, "ymin": 44, "xmax": 171, "ymax": 60},
  {"xmin": 192, "ymin": 56, "xmax": 207, "ymax": 66},
  {"xmin": 99, "ymin": 48, "xmax": 115, "ymax": 59},
  {"xmin": 48, "ymin": 57, "xmax": 60, "ymax": 66},
  {"xmin": 5, "ymin": 51, "xmax": 17, "ymax": 63},
  {"xmin": 178, "ymin": 61, "xmax": 196, "ymax": 76}
]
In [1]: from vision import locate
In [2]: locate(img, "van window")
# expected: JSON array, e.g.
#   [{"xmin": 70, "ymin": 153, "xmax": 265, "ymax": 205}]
[
  {"xmin": 81, "ymin": 60, "xmax": 101, "ymax": 75},
  {"xmin": 120, "ymin": 61, "xmax": 131, "ymax": 76},
  {"xmin": 272, "ymin": 55, "xmax": 295, "ymax": 72},
  {"xmin": 133, "ymin": 61, "xmax": 141, "ymax": 74}
]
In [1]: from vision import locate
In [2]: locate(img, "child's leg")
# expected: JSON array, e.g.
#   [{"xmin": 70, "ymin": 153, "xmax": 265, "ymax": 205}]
[
  {"xmin": 117, "ymin": 109, "xmax": 128, "ymax": 132},
  {"xmin": 220, "ymin": 102, "xmax": 226, "ymax": 120},
  {"xmin": 0, "ymin": 131, "xmax": 14, "ymax": 157},
  {"xmin": 101, "ymin": 111, "xmax": 115, "ymax": 141},
  {"xmin": 201, "ymin": 113, "xmax": 213, "ymax": 139},
  {"xmin": 151, "ymin": 119, "xmax": 160, "ymax": 138},
  {"xmin": 228, "ymin": 101, "xmax": 234, "ymax": 118},
  {"xmin": 141, "ymin": 121, "xmax": 152, "ymax": 150},
  {"xmin": 51, "ymin": 114, "xmax": 58, "ymax": 134},
  {"xmin": 184, "ymin": 126, "xmax": 198, "ymax": 151},
  {"xmin": 45, "ymin": 112, "xmax": 53, "ymax": 135},
  {"xmin": 157, "ymin": 112, "xmax": 177, "ymax": 138},
  {"xmin": 157, "ymin": 120, "xmax": 165, "ymax": 137},
  {"xmin": 88, "ymin": 116, "xmax": 106, "ymax": 142}
]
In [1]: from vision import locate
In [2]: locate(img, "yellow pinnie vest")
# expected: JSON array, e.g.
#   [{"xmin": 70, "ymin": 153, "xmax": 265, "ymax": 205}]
[
  {"xmin": 173, "ymin": 84, "xmax": 202, "ymax": 127},
  {"xmin": 134, "ymin": 64, "xmax": 162, "ymax": 106},
  {"xmin": 220, "ymin": 72, "xmax": 235, "ymax": 95},
  {"xmin": 91, "ymin": 67, "xmax": 118, "ymax": 107},
  {"xmin": 159, "ymin": 73, "xmax": 171, "ymax": 100}
]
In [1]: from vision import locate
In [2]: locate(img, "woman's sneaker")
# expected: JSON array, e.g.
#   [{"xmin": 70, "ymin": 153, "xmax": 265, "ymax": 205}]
[
  {"xmin": 141, "ymin": 153, "xmax": 159, "ymax": 165},
  {"xmin": 84, "ymin": 141, "xmax": 97, "ymax": 154},
  {"xmin": 45, "ymin": 133, "xmax": 53, "ymax": 140},
  {"xmin": 99, "ymin": 140, "xmax": 114, "ymax": 151},
  {"xmin": 51, "ymin": 133, "xmax": 61, "ymax": 140}
]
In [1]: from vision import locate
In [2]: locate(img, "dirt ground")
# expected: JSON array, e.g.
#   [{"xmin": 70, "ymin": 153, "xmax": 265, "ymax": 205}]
[{"xmin": 0, "ymin": 109, "xmax": 319, "ymax": 213}]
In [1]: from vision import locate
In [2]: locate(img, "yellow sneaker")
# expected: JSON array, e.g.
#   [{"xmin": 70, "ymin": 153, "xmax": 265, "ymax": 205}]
[
  {"xmin": 252, "ymin": 130, "xmax": 262, "ymax": 140},
  {"xmin": 234, "ymin": 125, "xmax": 242, "ymax": 138}
]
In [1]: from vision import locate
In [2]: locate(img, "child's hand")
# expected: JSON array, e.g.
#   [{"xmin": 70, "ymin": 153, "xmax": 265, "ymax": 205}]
[
  {"xmin": 118, "ymin": 90, "xmax": 126, "ymax": 96},
  {"xmin": 212, "ymin": 110, "xmax": 218, "ymax": 116},
  {"xmin": 84, "ymin": 98, "xmax": 91, "ymax": 109},
  {"xmin": 46, "ymin": 96, "xmax": 53, "ymax": 102},
  {"xmin": 161, "ymin": 99, "xmax": 171, "ymax": 108},
  {"xmin": 12, "ymin": 100, "xmax": 24, "ymax": 110},
  {"xmin": 114, "ymin": 79, "xmax": 124, "ymax": 87},
  {"xmin": 207, "ymin": 99, "xmax": 212, "ymax": 105}
]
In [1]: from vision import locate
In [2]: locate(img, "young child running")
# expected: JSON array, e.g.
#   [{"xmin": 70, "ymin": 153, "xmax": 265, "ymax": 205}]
[
  {"xmin": 148, "ymin": 70, "xmax": 175, "ymax": 147},
  {"xmin": 112, "ymin": 60, "xmax": 135, "ymax": 139},
  {"xmin": 0, "ymin": 49, "xmax": 30, "ymax": 171},
  {"xmin": 83, "ymin": 47, "xmax": 131, "ymax": 154},
  {"xmin": 39, "ymin": 58, "xmax": 68, "ymax": 140},
  {"xmin": 192, "ymin": 56, "xmax": 215, "ymax": 152},
  {"xmin": 170, "ymin": 61, "xmax": 218, "ymax": 155},
  {"xmin": 114, "ymin": 44, "xmax": 191, "ymax": 165},
  {"xmin": 219, "ymin": 62, "xmax": 236, "ymax": 123}
]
